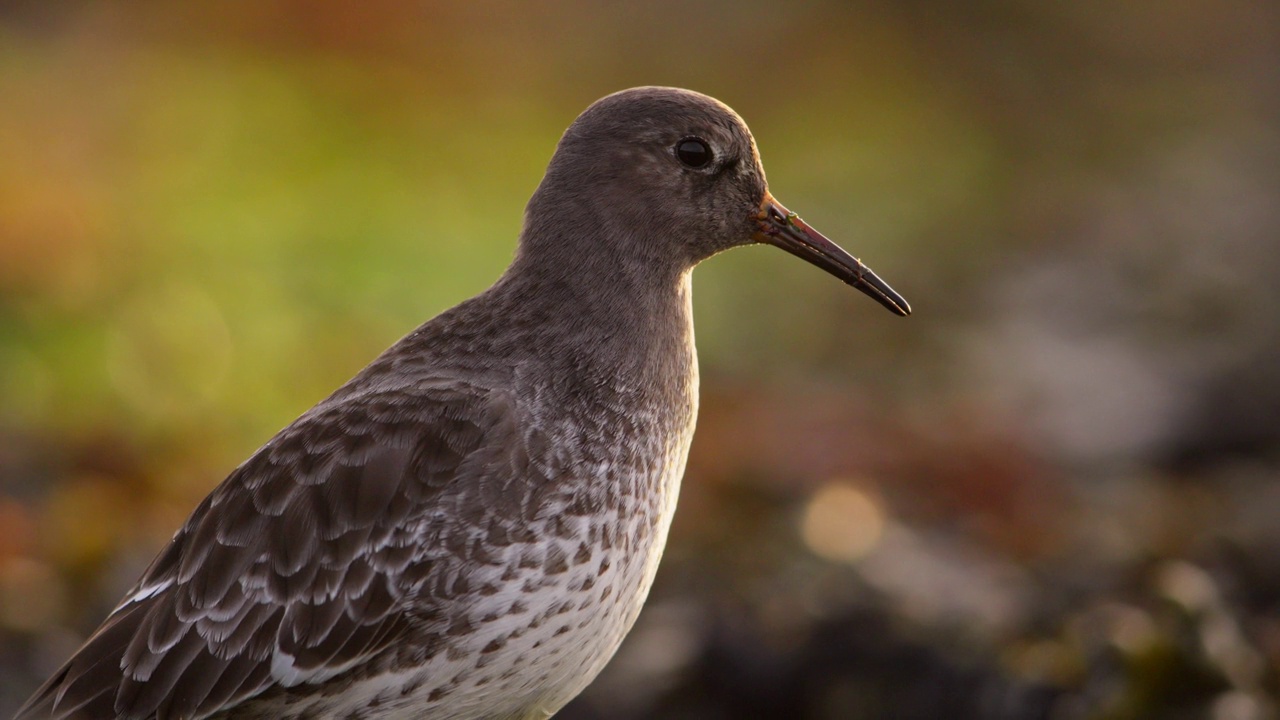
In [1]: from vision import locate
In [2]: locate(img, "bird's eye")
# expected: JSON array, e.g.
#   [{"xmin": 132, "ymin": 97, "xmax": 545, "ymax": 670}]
[{"xmin": 675, "ymin": 137, "xmax": 713, "ymax": 168}]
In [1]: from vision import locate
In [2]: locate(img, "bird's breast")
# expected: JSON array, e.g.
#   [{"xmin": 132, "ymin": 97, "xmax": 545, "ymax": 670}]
[{"xmin": 473, "ymin": 364, "xmax": 698, "ymax": 714}]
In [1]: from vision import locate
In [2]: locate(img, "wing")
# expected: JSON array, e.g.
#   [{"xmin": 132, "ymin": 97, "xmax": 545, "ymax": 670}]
[{"xmin": 15, "ymin": 379, "xmax": 521, "ymax": 720}]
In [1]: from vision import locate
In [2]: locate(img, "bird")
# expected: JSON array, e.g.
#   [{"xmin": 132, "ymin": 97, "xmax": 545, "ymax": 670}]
[{"xmin": 15, "ymin": 86, "xmax": 909, "ymax": 720}]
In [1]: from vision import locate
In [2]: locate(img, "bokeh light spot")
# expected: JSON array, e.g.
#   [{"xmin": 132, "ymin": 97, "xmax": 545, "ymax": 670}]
[{"xmin": 800, "ymin": 481, "xmax": 885, "ymax": 564}]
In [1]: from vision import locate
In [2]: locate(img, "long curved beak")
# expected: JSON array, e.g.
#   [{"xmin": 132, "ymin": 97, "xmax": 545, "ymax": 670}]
[{"xmin": 752, "ymin": 193, "xmax": 911, "ymax": 316}]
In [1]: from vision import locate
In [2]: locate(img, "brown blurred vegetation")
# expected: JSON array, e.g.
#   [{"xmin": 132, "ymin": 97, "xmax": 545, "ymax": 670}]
[{"xmin": 1, "ymin": 1, "xmax": 1278, "ymax": 718}]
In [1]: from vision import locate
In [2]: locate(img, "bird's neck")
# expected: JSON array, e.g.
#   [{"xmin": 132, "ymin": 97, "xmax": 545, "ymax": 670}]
[
  {"xmin": 494, "ymin": 251, "xmax": 697, "ymax": 387},
  {"xmin": 495, "ymin": 182, "xmax": 699, "ymax": 371}
]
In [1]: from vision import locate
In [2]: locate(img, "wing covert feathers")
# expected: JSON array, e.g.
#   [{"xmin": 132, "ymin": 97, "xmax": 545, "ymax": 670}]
[{"xmin": 15, "ymin": 382, "xmax": 507, "ymax": 719}]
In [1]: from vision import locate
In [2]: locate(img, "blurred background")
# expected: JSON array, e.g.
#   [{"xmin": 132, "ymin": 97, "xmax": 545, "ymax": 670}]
[{"xmin": 1, "ymin": 1, "xmax": 1277, "ymax": 718}]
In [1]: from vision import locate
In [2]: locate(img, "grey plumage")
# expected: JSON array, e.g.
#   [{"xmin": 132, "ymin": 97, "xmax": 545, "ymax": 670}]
[{"xmin": 16, "ymin": 86, "xmax": 907, "ymax": 720}]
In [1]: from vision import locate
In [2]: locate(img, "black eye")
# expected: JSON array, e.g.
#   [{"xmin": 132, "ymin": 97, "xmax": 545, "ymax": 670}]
[{"xmin": 675, "ymin": 137, "xmax": 713, "ymax": 168}]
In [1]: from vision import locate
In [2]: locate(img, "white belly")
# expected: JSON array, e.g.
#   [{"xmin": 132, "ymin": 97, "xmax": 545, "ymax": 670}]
[
  {"xmin": 250, "ymin": 450, "xmax": 691, "ymax": 720},
  {"xmin": 242, "ymin": 367, "xmax": 699, "ymax": 720}
]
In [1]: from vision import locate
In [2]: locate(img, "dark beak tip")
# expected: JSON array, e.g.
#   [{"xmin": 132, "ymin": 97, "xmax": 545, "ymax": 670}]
[
  {"xmin": 887, "ymin": 291, "xmax": 912, "ymax": 316},
  {"xmin": 877, "ymin": 293, "xmax": 911, "ymax": 317},
  {"xmin": 755, "ymin": 195, "xmax": 912, "ymax": 318},
  {"xmin": 852, "ymin": 267, "xmax": 911, "ymax": 318}
]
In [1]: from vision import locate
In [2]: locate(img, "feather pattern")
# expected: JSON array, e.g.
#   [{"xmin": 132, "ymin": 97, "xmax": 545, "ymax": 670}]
[
  {"xmin": 19, "ymin": 379, "xmax": 518, "ymax": 719},
  {"xmin": 17, "ymin": 266, "xmax": 698, "ymax": 720}
]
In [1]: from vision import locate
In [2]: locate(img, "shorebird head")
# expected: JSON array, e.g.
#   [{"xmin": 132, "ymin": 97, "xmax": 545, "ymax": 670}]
[{"xmin": 522, "ymin": 86, "xmax": 910, "ymax": 316}]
